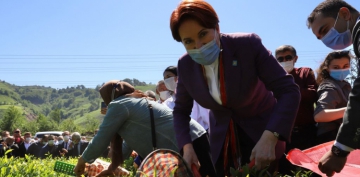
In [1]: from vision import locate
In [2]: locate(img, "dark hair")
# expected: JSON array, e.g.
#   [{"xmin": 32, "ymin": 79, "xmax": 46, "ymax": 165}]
[
  {"xmin": 275, "ymin": 45, "xmax": 297, "ymax": 56},
  {"xmin": 163, "ymin": 66, "xmax": 178, "ymax": 76},
  {"xmin": 307, "ymin": 0, "xmax": 358, "ymax": 28},
  {"xmin": 170, "ymin": 0, "xmax": 219, "ymax": 42},
  {"xmin": 316, "ymin": 50, "xmax": 351, "ymax": 84}
]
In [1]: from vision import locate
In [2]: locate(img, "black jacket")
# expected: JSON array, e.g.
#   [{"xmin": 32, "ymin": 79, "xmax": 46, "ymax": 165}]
[
  {"xmin": 336, "ymin": 20, "xmax": 360, "ymax": 149},
  {"xmin": 67, "ymin": 141, "xmax": 89, "ymax": 158}
]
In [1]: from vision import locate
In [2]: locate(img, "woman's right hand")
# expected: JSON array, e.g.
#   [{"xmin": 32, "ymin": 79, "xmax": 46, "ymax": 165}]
[
  {"xmin": 96, "ymin": 169, "xmax": 115, "ymax": 177},
  {"xmin": 183, "ymin": 143, "xmax": 200, "ymax": 170}
]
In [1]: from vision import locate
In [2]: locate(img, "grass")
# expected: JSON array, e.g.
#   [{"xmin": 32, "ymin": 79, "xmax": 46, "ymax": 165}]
[
  {"xmin": 135, "ymin": 85, "xmax": 156, "ymax": 92},
  {"xmin": 0, "ymin": 95, "xmax": 16, "ymax": 104}
]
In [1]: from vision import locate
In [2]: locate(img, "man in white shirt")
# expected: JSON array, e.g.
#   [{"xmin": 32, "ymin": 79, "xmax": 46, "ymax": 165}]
[
  {"xmin": 57, "ymin": 131, "xmax": 71, "ymax": 157},
  {"xmin": 19, "ymin": 132, "xmax": 33, "ymax": 157}
]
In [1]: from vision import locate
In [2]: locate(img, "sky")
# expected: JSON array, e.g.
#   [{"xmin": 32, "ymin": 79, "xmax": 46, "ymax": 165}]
[{"xmin": 1, "ymin": 0, "xmax": 360, "ymax": 89}]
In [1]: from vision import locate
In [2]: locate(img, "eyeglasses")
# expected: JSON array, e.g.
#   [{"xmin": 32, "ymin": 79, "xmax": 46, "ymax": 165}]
[
  {"xmin": 277, "ymin": 55, "xmax": 293, "ymax": 62},
  {"xmin": 14, "ymin": 131, "xmax": 20, "ymax": 133}
]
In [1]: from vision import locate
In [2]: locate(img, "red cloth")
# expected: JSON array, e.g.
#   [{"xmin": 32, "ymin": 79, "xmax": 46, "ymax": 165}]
[{"xmin": 287, "ymin": 141, "xmax": 360, "ymax": 177}]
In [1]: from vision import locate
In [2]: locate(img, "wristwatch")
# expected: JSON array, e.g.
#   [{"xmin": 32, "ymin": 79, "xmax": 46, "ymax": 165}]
[{"xmin": 331, "ymin": 145, "xmax": 350, "ymax": 157}]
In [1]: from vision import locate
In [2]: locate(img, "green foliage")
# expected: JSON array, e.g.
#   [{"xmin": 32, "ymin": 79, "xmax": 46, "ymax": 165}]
[
  {"xmin": 0, "ymin": 106, "xmax": 25, "ymax": 131},
  {"xmin": 49, "ymin": 109, "xmax": 62, "ymax": 125},
  {"xmin": 0, "ymin": 80, "xmax": 151, "ymax": 133},
  {"xmin": 83, "ymin": 115, "xmax": 100, "ymax": 133},
  {"xmin": 59, "ymin": 118, "xmax": 79, "ymax": 133},
  {"xmin": 36, "ymin": 114, "xmax": 59, "ymax": 132}
]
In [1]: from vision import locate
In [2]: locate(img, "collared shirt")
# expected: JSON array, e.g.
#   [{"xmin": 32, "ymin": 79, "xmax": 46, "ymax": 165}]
[
  {"xmin": 162, "ymin": 94, "xmax": 176, "ymax": 110},
  {"xmin": 203, "ymin": 58, "xmax": 222, "ymax": 105},
  {"xmin": 190, "ymin": 101, "xmax": 210, "ymax": 130},
  {"xmin": 24, "ymin": 142, "xmax": 32, "ymax": 150},
  {"xmin": 314, "ymin": 78, "xmax": 351, "ymax": 135},
  {"xmin": 63, "ymin": 140, "xmax": 71, "ymax": 150}
]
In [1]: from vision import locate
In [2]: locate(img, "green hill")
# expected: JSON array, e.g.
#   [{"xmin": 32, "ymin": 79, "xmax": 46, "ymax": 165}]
[{"xmin": 0, "ymin": 79, "xmax": 156, "ymax": 133}]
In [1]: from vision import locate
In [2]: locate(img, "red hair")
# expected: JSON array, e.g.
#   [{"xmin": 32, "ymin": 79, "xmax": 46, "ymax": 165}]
[{"xmin": 170, "ymin": 0, "xmax": 219, "ymax": 42}]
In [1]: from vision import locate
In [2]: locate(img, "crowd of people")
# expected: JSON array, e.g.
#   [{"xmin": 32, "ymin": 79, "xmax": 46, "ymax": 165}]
[
  {"xmin": 71, "ymin": 0, "xmax": 360, "ymax": 176},
  {"xmin": 0, "ymin": 129, "xmax": 108, "ymax": 160},
  {"xmin": 1, "ymin": 0, "xmax": 357, "ymax": 176}
]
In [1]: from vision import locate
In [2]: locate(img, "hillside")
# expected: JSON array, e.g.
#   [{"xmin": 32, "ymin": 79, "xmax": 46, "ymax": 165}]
[{"xmin": 0, "ymin": 79, "xmax": 156, "ymax": 131}]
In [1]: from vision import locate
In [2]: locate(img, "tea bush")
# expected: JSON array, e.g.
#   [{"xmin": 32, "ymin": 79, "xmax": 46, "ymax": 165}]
[{"xmin": 0, "ymin": 151, "xmax": 312, "ymax": 177}]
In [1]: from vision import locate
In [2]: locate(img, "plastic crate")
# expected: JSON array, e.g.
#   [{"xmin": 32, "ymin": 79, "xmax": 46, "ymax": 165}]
[{"xmin": 54, "ymin": 161, "xmax": 76, "ymax": 176}]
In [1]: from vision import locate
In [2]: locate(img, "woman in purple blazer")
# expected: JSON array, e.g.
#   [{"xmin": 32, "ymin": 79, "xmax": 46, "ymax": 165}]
[{"xmin": 169, "ymin": 0, "xmax": 300, "ymax": 176}]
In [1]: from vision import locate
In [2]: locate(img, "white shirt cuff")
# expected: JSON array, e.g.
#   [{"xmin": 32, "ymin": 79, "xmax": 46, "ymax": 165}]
[{"xmin": 334, "ymin": 141, "xmax": 354, "ymax": 152}]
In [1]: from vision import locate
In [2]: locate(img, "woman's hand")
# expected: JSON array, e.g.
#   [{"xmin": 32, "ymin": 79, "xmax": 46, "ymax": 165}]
[
  {"xmin": 250, "ymin": 130, "xmax": 278, "ymax": 170},
  {"xmin": 96, "ymin": 169, "xmax": 115, "ymax": 177},
  {"xmin": 183, "ymin": 143, "xmax": 200, "ymax": 170},
  {"xmin": 74, "ymin": 156, "xmax": 87, "ymax": 176}
]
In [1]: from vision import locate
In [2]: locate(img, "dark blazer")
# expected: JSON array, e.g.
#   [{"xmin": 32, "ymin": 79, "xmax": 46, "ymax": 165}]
[
  {"xmin": 18, "ymin": 142, "xmax": 28, "ymax": 157},
  {"xmin": 39, "ymin": 144, "xmax": 59, "ymax": 159},
  {"xmin": 57, "ymin": 140, "xmax": 71, "ymax": 151},
  {"xmin": 0, "ymin": 144, "xmax": 20, "ymax": 158},
  {"xmin": 67, "ymin": 141, "xmax": 89, "ymax": 158},
  {"xmin": 173, "ymin": 33, "xmax": 300, "ymax": 162},
  {"xmin": 337, "ymin": 77, "xmax": 360, "ymax": 149},
  {"xmin": 337, "ymin": 22, "xmax": 360, "ymax": 149},
  {"xmin": 26, "ymin": 142, "xmax": 44, "ymax": 158}
]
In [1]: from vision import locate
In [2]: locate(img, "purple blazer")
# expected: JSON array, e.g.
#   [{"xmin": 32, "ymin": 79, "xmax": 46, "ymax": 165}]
[{"xmin": 173, "ymin": 33, "xmax": 300, "ymax": 163}]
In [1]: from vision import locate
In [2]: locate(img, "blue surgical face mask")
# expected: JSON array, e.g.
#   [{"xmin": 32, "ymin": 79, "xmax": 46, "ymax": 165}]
[
  {"xmin": 187, "ymin": 31, "xmax": 220, "ymax": 65},
  {"xmin": 330, "ymin": 68, "xmax": 350, "ymax": 81},
  {"xmin": 321, "ymin": 13, "xmax": 352, "ymax": 50}
]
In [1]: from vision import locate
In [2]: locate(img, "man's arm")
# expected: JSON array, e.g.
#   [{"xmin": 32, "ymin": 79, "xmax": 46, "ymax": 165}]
[
  {"xmin": 318, "ymin": 77, "xmax": 360, "ymax": 176},
  {"xmin": 336, "ymin": 77, "xmax": 360, "ymax": 149}
]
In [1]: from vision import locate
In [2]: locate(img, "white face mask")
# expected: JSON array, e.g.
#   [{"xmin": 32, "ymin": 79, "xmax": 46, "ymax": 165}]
[
  {"xmin": 25, "ymin": 138, "xmax": 31, "ymax": 142},
  {"xmin": 159, "ymin": 91, "xmax": 171, "ymax": 101},
  {"xmin": 280, "ymin": 60, "xmax": 294, "ymax": 73},
  {"xmin": 63, "ymin": 136, "xmax": 69, "ymax": 141},
  {"xmin": 164, "ymin": 77, "xmax": 177, "ymax": 91},
  {"xmin": 2, "ymin": 137, "xmax": 7, "ymax": 141},
  {"xmin": 48, "ymin": 140, "xmax": 54, "ymax": 145}
]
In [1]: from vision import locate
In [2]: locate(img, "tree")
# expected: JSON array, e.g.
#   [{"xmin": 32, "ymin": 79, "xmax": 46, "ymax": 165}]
[
  {"xmin": 22, "ymin": 121, "xmax": 39, "ymax": 134},
  {"xmin": 59, "ymin": 118, "xmax": 79, "ymax": 133},
  {"xmin": 36, "ymin": 114, "xmax": 58, "ymax": 132},
  {"xmin": 84, "ymin": 115, "xmax": 100, "ymax": 133},
  {"xmin": 49, "ymin": 109, "xmax": 62, "ymax": 125},
  {"xmin": 0, "ymin": 106, "xmax": 25, "ymax": 131}
]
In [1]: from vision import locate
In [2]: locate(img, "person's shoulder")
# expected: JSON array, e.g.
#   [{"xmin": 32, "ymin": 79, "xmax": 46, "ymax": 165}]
[
  {"xmin": 318, "ymin": 78, "xmax": 337, "ymax": 90},
  {"xmin": 222, "ymin": 32, "xmax": 262, "ymax": 43}
]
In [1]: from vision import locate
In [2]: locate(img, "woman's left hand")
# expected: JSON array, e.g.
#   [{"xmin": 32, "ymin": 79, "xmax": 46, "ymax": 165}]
[
  {"xmin": 249, "ymin": 130, "xmax": 278, "ymax": 170},
  {"xmin": 74, "ymin": 156, "xmax": 87, "ymax": 176}
]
